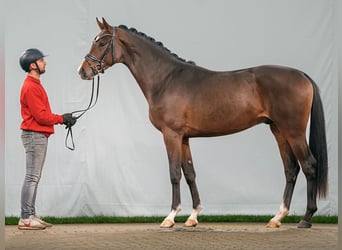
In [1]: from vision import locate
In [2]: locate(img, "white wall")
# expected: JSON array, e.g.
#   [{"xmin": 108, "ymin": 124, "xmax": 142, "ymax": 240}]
[
  {"xmin": 1, "ymin": 0, "xmax": 5, "ymax": 247},
  {"xmin": 5, "ymin": 0, "xmax": 338, "ymax": 217}
]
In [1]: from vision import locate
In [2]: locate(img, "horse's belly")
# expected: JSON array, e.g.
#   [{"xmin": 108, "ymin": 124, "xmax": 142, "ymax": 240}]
[{"xmin": 185, "ymin": 110, "xmax": 265, "ymax": 137}]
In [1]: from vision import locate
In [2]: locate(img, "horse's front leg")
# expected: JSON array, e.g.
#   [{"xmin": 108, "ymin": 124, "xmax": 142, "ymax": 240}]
[
  {"xmin": 181, "ymin": 138, "xmax": 202, "ymax": 227},
  {"xmin": 160, "ymin": 131, "xmax": 183, "ymax": 228}
]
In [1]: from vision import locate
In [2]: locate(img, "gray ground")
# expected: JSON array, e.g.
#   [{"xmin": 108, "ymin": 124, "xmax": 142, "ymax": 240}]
[{"xmin": 5, "ymin": 223, "xmax": 338, "ymax": 250}]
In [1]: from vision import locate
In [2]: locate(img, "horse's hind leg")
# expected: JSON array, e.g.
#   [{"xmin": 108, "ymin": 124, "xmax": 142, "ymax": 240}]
[
  {"xmin": 267, "ymin": 124, "xmax": 300, "ymax": 228},
  {"xmin": 287, "ymin": 136, "xmax": 317, "ymax": 228},
  {"xmin": 181, "ymin": 138, "xmax": 202, "ymax": 227}
]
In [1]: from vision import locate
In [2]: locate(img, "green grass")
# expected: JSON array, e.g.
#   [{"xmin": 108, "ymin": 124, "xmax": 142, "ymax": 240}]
[{"xmin": 5, "ymin": 215, "xmax": 337, "ymax": 225}]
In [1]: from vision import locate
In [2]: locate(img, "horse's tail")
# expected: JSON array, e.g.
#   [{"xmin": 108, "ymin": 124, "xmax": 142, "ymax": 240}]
[{"xmin": 305, "ymin": 74, "xmax": 328, "ymax": 198}]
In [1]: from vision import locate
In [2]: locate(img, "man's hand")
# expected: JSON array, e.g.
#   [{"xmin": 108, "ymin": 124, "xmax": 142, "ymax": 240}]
[{"xmin": 62, "ymin": 113, "xmax": 77, "ymax": 127}]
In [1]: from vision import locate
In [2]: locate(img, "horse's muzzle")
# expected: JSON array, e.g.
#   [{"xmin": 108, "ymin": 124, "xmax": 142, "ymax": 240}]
[{"xmin": 78, "ymin": 64, "xmax": 93, "ymax": 80}]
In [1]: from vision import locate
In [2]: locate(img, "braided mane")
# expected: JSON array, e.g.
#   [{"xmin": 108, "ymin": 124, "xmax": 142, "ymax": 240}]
[{"xmin": 118, "ymin": 25, "xmax": 196, "ymax": 65}]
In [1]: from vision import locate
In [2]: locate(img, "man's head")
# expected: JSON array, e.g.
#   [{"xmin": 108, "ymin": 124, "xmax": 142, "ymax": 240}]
[{"xmin": 19, "ymin": 48, "xmax": 47, "ymax": 74}]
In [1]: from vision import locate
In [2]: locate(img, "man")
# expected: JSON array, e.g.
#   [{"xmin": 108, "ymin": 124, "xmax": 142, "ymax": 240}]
[{"xmin": 18, "ymin": 48, "xmax": 76, "ymax": 230}]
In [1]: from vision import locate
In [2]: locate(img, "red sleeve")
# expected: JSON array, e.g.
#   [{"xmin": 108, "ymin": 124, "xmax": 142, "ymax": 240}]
[{"xmin": 25, "ymin": 86, "xmax": 64, "ymax": 125}]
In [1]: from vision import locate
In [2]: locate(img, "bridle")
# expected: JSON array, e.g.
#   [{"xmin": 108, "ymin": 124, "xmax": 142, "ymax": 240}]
[
  {"xmin": 65, "ymin": 28, "xmax": 115, "ymax": 150},
  {"xmin": 84, "ymin": 29, "xmax": 115, "ymax": 75}
]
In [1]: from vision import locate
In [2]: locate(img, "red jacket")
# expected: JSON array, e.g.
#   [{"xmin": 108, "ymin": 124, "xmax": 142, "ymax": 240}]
[{"xmin": 20, "ymin": 75, "xmax": 63, "ymax": 137}]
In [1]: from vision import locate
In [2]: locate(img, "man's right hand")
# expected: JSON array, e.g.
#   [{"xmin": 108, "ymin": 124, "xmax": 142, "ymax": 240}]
[{"xmin": 62, "ymin": 113, "xmax": 77, "ymax": 127}]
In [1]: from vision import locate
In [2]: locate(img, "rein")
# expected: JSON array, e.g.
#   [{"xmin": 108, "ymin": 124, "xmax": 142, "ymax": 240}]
[
  {"xmin": 66, "ymin": 28, "xmax": 114, "ymax": 150},
  {"xmin": 65, "ymin": 75, "xmax": 100, "ymax": 150}
]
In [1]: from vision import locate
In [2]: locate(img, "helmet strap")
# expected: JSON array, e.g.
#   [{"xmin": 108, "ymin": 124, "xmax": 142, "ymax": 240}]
[{"xmin": 32, "ymin": 62, "xmax": 41, "ymax": 74}]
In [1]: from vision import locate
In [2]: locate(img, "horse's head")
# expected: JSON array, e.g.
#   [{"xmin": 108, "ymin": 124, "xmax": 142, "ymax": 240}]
[{"xmin": 78, "ymin": 18, "xmax": 115, "ymax": 80}]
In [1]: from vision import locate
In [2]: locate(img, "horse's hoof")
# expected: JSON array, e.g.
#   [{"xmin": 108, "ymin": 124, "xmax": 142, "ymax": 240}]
[
  {"xmin": 160, "ymin": 219, "xmax": 175, "ymax": 228},
  {"xmin": 297, "ymin": 220, "xmax": 312, "ymax": 228},
  {"xmin": 266, "ymin": 221, "xmax": 280, "ymax": 228},
  {"xmin": 184, "ymin": 219, "xmax": 198, "ymax": 227}
]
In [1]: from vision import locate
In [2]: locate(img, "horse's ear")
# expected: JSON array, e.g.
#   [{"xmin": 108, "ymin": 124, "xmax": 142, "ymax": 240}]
[
  {"xmin": 101, "ymin": 18, "xmax": 112, "ymax": 31},
  {"xmin": 96, "ymin": 17, "xmax": 104, "ymax": 30}
]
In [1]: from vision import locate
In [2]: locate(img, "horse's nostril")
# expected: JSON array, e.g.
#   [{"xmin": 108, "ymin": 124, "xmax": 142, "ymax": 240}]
[
  {"xmin": 77, "ymin": 66, "xmax": 91, "ymax": 80},
  {"xmin": 77, "ymin": 65, "xmax": 84, "ymax": 75}
]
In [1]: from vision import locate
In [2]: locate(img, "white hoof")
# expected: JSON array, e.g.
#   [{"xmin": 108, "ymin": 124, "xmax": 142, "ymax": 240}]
[
  {"xmin": 160, "ymin": 219, "xmax": 175, "ymax": 228},
  {"xmin": 184, "ymin": 218, "xmax": 198, "ymax": 227},
  {"xmin": 266, "ymin": 220, "xmax": 281, "ymax": 228}
]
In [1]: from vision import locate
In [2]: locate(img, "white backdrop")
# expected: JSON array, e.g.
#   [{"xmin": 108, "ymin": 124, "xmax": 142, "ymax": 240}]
[
  {"xmin": 5, "ymin": 0, "xmax": 338, "ymax": 217},
  {"xmin": 1, "ymin": 0, "xmax": 5, "ymax": 246}
]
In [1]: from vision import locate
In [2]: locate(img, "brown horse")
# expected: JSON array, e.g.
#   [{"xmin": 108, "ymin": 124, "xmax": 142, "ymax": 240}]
[{"xmin": 78, "ymin": 18, "xmax": 328, "ymax": 229}]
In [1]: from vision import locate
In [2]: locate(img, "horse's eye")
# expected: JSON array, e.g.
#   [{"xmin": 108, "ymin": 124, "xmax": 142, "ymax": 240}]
[{"xmin": 99, "ymin": 42, "xmax": 106, "ymax": 47}]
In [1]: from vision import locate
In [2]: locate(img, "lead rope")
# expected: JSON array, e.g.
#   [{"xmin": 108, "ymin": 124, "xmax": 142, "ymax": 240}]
[{"xmin": 65, "ymin": 75, "xmax": 100, "ymax": 150}]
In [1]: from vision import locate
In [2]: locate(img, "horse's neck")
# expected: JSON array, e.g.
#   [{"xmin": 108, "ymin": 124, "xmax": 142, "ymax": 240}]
[
  {"xmin": 119, "ymin": 37, "xmax": 176, "ymax": 102},
  {"xmin": 128, "ymin": 62, "xmax": 174, "ymax": 103}
]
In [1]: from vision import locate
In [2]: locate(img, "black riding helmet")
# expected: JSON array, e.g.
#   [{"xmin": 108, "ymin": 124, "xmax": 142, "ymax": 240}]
[{"xmin": 19, "ymin": 48, "xmax": 47, "ymax": 73}]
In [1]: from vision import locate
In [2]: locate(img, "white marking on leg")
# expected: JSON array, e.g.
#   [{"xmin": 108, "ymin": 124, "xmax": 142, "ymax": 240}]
[
  {"xmin": 184, "ymin": 204, "xmax": 203, "ymax": 227},
  {"xmin": 164, "ymin": 205, "xmax": 181, "ymax": 224},
  {"xmin": 270, "ymin": 202, "xmax": 289, "ymax": 226},
  {"xmin": 188, "ymin": 204, "xmax": 203, "ymax": 221}
]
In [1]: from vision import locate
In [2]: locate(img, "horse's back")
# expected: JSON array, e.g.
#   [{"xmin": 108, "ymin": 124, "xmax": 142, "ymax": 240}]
[
  {"xmin": 178, "ymin": 64, "xmax": 313, "ymax": 117},
  {"xmin": 150, "ymin": 64, "xmax": 314, "ymax": 137}
]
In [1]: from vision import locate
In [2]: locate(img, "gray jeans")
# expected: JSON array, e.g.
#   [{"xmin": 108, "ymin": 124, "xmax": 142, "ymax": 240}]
[{"xmin": 20, "ymin": 130, "xmax": 48, "ymax": 219}]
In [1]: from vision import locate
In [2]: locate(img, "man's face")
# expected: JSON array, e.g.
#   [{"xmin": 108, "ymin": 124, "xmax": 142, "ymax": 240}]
[{"xmin": 30, "ymin": 57, "xmax": 47, "ymax": 74}]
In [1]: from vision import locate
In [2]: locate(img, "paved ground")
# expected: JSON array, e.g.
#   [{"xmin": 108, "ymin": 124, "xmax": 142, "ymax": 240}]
[{"xmin": 5, "ymin": 223, "xmax": 338, "ymax": 250}]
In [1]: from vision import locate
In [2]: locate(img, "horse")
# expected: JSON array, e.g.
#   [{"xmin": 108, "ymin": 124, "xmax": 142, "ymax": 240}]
[{"xmin": 78, "ymin": 18, "xmax": 328, "ymax": 229}]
